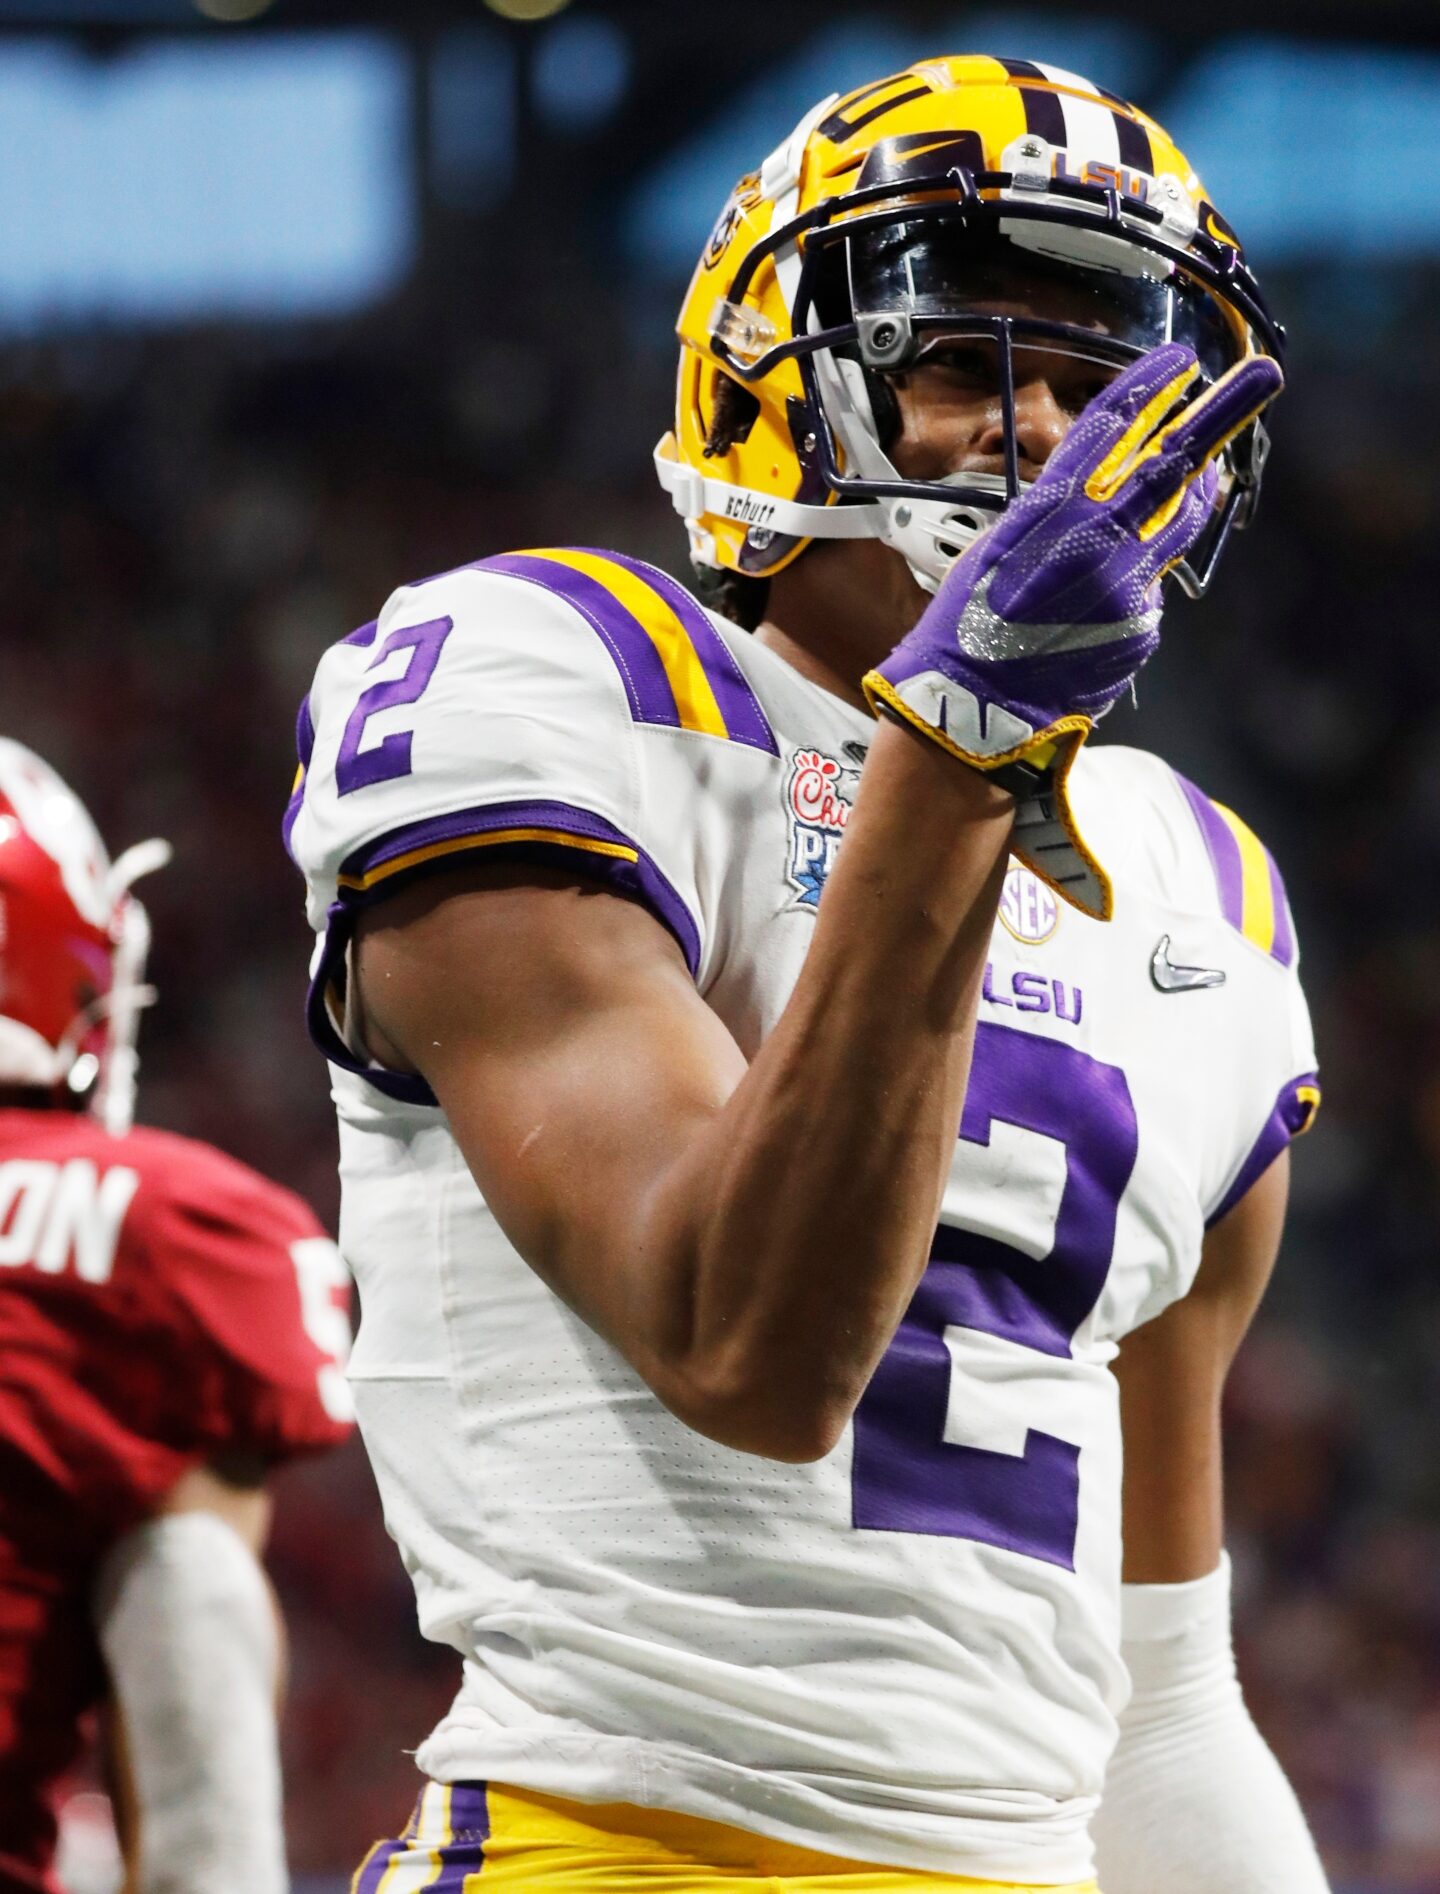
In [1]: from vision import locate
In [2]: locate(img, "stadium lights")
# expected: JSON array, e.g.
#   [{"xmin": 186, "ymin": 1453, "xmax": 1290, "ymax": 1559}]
[
  {"xmin": 484, "ymin": 0, "xmax": 573, "ymax": 19},
  {"xmin": 192, "ymin": 0, "xmax": 277, "ymax": 18}
]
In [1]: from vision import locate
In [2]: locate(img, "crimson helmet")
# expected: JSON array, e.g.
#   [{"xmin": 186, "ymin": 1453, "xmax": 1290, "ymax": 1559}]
[{"xmin": 0, "ymin": 740, "xmax": 170, "ymax": 1134}]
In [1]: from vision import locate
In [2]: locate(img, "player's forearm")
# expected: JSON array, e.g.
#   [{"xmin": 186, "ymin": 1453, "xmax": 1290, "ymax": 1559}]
[
  {"xmin": 636, "ymin": 719, "xmax": 1013, "ymax": 1458},
  {"xmin": 94, "ymin": 1513, "xmax": 289, "ymax": 1894},
  {"xmin": 1092, "ymin": 1559, "xmax": 1330, "ymax": 1894}
]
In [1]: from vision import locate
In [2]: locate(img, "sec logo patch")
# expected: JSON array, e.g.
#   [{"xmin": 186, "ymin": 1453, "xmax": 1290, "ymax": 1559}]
[{"xmin": 999, "ymin": 864, "xmax": 1059, "ymax": 944}]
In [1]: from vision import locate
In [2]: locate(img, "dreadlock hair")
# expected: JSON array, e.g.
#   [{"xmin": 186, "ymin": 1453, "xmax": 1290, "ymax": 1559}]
[{"xmin": 688, "ymin": 561, "xmax": 770, "ymax": 632}]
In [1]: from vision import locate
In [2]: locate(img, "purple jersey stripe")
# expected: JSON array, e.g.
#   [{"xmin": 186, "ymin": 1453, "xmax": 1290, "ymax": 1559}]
[
  {"xmin": 309, "ymin": 804, "xmax": 704, "ymax": 1106},
  {"xmin": 306, "ymin": 905, "xmax": 438, "ymax": 1108},
  {"xmin": 481, "ymin": 552, "xmax": 680, "ymax": 730},
  {"xmin": 295, "ymin": 693, "xmax": 316, "ymax": 773},
  {"xmin": 586, "ymin": 550, "xmax": 778, "ymax": 755},
  {"xmin": 335, "ymin": 799, "xmax": 701, "ymax": 973},
  {"xmin": 1174, "ymin": 772, "xmax": 1245, "ymax": 932},
  {"xmin": 1265, "ymin": 847, "xmax": 1296, "ymax": 969},
  {"xmin": 338, "ymin": 798, "xmax": 640, "ymax": 887},
  {"xmin": 343, "ymin": 619, "xmax": 379, "ymax": 648},
  {"xmin": 1208, "ymin": 1073, "xmax": 1320, "ymax": 1227},
  {"xmin": 282, "ymin": 695, "xmax": 316, "ymax": 865}
]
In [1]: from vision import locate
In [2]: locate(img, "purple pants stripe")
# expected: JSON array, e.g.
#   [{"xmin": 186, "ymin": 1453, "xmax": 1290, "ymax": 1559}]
[
  {"xmin": 446, "ymin": 1782, "xmax": 491, "ymax": 1842},
  {"xmin": 585, "ymin": 549, "xmax": 779, "ymax": 755},
  {"xmin": 481, "ymin": 552, "xmax": 681, "ymax": 729},
  {"xmin": 353, "ymin": 1784, "xmax": 490, "ymax": 1891},
  {"xmin": 352, "ymin": 1835, "xmax": 402, "ymax": 1893},
  {"xmin": 1174, "ymin": 771, "xmax": 1245, "ymax": 932}
]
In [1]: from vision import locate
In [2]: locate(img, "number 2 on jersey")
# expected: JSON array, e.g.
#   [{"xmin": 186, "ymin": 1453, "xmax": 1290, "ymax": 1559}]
[
  {"xmin": 336, "ymin": 616, "xmax": 454, "ymax": 796},
  {"xmin": 852, "ymin": 1024, "xmax": 1138, "ymax": 1569}
]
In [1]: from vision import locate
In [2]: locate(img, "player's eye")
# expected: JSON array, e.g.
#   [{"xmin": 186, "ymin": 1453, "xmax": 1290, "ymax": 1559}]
[
  {"xmin": 919, "ymin": 345, "xmax": 997, "ymax": 390},
  {"xmin": 1058, "ymin": 372, "xmax": 1114, "ymax": 416}
]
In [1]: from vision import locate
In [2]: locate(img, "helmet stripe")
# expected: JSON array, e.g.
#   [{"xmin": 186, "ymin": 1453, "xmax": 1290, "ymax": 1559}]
[
  {"xmin": 1003, "ymin": 69, "xmax": 1067, "ymax": 145},
  {"xmin": 1051, "ymin": 87, "xmax": 1121, "ymax": 165},
  {"xmin": 821, "ymin": 82, "xmax": 930, "ymax": 144},
  {"xmin": 1112, "ymin": 109, "xmax": 1154, "ymax": 175}
]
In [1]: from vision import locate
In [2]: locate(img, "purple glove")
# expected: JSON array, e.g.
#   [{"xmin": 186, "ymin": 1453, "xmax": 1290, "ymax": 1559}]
[{"xmin": 863, "ymin": 342, "xmax": 1283, "ymax": 919}]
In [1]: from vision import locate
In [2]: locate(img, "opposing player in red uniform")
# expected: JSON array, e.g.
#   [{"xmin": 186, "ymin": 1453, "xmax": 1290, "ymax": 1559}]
[{"xmin": 0, "ymin": 739, "xmax": 354, "ymax": 1894}]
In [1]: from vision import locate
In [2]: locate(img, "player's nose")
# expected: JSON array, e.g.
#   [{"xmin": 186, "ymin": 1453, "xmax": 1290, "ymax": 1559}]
[{"xmin": 971, "ymin": 376, "xmax": 1071, "ymax": 476}]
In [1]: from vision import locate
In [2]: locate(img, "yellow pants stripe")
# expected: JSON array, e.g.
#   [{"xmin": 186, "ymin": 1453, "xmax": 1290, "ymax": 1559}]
[{"xmin": 357, "ymin": 1780, "xmax": 1101, "ymax": 1891}]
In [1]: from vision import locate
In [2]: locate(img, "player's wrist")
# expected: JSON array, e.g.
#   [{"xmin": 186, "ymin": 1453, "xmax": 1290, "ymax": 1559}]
[{"xmin": 868, "ymin": 702, "xmax": 1019, "ymax": 816}]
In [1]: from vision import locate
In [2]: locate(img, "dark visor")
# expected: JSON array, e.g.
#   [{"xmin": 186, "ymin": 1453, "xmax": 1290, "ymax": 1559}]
[{"xmin": 847, "ymin": 222, "xmax": 1244, "ymax": 384}]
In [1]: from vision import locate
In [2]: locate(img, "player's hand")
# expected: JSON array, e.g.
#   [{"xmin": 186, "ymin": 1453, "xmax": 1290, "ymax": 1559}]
[{"xmin": 862, "ymin": 341, "xmax": 1282, "ymax": 916}]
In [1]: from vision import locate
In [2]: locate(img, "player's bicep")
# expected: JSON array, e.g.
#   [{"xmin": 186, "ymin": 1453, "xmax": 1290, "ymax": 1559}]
[
  {"xmin": 1115, "ymin": 1149, "xmax": 1289, "ymax": 1582},
  {"xmin": 354, "ymin": 860, "xmax": 748, "ymax": 1341}
]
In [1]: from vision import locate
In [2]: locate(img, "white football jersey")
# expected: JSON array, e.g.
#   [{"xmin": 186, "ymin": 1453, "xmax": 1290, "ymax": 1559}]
[{"xmin": 288, "ymin": 548, "xmax": 1317, "ymax": 1884}]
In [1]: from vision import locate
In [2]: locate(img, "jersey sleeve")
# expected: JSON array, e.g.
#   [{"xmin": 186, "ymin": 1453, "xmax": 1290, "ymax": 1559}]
[
  {"xmin": 286, "ymin": 548, "xmax": 778, "ymax": 1101},
  {"xmin": 146, "ymin": 1143, "xmax": 355, "ymax": 1462},
  {"xmin": 1163, "ymin": 767, "xmax": 1320, "ymax": 1226}
]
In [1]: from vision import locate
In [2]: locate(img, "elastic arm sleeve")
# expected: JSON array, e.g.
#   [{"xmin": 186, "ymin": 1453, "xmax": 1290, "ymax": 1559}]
[
  {"xmin": 94, "ymin": 1512, "xmax": 286, "ymax": 1894},
  {"xmin": 1091, "ymin": 1555, "xmax": 1330, "ymax": 1894}
]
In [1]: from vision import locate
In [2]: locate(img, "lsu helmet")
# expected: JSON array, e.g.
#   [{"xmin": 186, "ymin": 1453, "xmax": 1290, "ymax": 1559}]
[
  {"xmin": 0, "ymin": 741, "xmax": 170, "ymax": 1135},
  {"xmin": 655, "ymin": 54, "xmax": 1282, "ymax": 599}
]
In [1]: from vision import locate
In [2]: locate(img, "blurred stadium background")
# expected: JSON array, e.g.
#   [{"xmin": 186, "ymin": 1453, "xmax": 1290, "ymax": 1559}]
[{"xmin": 3, "ymin": 0, "xmax": 1438, "ymax": 1886}]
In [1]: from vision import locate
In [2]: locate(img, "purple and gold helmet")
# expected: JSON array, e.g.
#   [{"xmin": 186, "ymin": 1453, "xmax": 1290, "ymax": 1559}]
[{"xmin": 655, "ymin": 54, "xmax": 1282, "ymax": 596}]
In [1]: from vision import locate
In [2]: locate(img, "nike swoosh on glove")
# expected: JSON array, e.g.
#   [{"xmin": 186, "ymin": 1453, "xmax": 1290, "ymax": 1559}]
[{"xmin": 863, "ymin": 342, "xmax": 1283, "ymax": 920}]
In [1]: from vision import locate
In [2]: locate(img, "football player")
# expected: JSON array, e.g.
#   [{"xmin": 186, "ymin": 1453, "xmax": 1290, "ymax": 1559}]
[
  {"xmin": 0, "ymin": 739, "xmax": 354, "ymax": 1894},
  {"xmin": 290, "ymin": 58, "xmax": 1328, "ymax": 1893}
]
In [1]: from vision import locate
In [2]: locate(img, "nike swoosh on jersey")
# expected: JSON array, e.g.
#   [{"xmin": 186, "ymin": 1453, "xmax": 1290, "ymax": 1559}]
[{"xmin": 1150, "ymin": 934, "xmax": 1226, "ymax": 992}]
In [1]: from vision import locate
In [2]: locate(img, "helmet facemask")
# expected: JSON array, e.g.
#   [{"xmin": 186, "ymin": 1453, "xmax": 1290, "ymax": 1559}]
[{"xmin": 823, "ymin": 223, "xmax": 1255, "ymax": 593}]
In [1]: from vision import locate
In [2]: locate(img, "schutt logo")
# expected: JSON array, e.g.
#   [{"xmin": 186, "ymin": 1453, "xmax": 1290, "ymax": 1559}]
[{"xmin": 785, "ymin": 748, "xmax": 855, "ymax": 909}]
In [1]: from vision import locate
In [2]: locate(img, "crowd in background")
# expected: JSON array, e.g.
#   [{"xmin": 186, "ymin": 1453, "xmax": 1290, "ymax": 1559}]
[{"xmin": 5, "ymin": 241, "xmax": 1440, "ymax": 1887}]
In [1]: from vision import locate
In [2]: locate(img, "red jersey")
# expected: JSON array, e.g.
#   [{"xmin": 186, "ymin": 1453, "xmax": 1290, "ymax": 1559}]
[{"xmin": 0, "ymin": 1108, "xmax": 353, "ymax": 1892}]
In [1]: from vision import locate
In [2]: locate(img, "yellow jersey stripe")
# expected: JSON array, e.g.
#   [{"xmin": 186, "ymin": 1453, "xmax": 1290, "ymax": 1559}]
[
  {"xmin": 525, "ymin": 548, "xmax": 730, "ymax": 739},
  {"xmin": 1212, "ymin": 801, "xmax": 1276, "ymax": 955}
]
